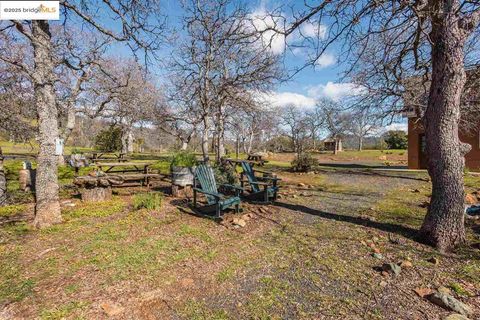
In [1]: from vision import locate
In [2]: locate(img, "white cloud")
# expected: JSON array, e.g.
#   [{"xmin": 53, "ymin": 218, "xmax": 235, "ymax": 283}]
[
  {"xmin": 371, "ymin": 122, "xmax": 408, "ymax": 136},
  {"xmin": 315, "ymin": 53, "xmax": 336, "ymax": 69},
  {"xmin": 291, "ymin": 47, "xmax": 305, "ymax": 56},
  {"xmin": 300, "ymin": 22, "xmax": 327, "ymax": 39},
  {"xmin": 249, "ymin": 8, "xmax": 286, "ymax": 55},
  {"xmin": 260, "ymin": 91, "xmax": 316, "ymax": 109},
  {"xmin": 307, "ymin": 82, "xmax": 364, "ymax": 101},
  {"xmin": 384, "ymin": 123, "xmax": 408, "ymax": 132}
]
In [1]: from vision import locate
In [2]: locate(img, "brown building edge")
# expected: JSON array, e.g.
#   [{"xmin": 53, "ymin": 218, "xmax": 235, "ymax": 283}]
[{"xmin": 408, "ymin": 118, "xmax": 480, "ymax": 171}]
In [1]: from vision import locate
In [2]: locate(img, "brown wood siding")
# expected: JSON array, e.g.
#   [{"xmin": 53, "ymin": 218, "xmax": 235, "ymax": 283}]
[{"xmin": 408, "ymin": 118, "xmax": 480, "ymax": 171}]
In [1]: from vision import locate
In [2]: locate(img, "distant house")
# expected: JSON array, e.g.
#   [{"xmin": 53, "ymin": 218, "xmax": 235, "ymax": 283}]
[
  {"xmin": 403, "ymin": 67, "xmax": 480, "ymax": 170},
  {"xmin": 323, "ymin": 138, "xmax": 343, "ymax": 153}
]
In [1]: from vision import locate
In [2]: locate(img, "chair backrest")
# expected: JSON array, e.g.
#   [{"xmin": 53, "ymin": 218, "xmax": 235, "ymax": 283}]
[
  {"xmin": 241, "ymin": 161, "xmax": 259, "ymax": 193},
  {"xmin": 195, "ymin": 164, "xmax": 218, "ymax": 204}
]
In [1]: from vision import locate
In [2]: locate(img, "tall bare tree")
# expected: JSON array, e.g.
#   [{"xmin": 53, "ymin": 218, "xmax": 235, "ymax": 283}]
[
  {"xmin": 170, "ymin": 0, "xmax": 282, "ymax": 162},
  {"xmin": 347, "ymin": 107, "xmax": 380, "ymax": 151},
  {"xmin": 318, "ymin": 99, "xmax": 350, "ymax": 155},
  {"xmin": 258, "ymin": 0, "xmax": 480, "ymax": 251},
  {"xmin": 0, "ymin": 0, "xmax": 165, "ymax": 228},
  {"xmin": 281, "ymin": 104, "xmax": 309, "ymax": 155}
]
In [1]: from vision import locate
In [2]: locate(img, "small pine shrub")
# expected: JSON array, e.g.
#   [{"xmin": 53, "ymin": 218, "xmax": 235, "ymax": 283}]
[
  {"xmin": 133, "ymin": 192, "xmax": 163, "ymax": 210},
  {"xmin": 213, "ymin": 164, "xmax": 237, "ymax": 185},
  {"xmin": 170, "ymin": 152, "xmax": 197, "ymax": 168},
  {"xmin": 291, "ymin": 153, "xmax": 318, "ymax": 172}
]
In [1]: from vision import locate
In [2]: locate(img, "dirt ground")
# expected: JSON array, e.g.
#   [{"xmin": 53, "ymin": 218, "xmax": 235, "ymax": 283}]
[{"xmin": 0, "ymin": 168, "xmax": 479, "ymax": 320}]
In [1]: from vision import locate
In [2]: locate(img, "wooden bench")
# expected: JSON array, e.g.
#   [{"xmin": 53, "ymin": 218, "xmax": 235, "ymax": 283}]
[
  {"xmin": 90, "ymin": 152, "xmax": 130, "ymax": 163},
  {"xmin": 95, "ymin": 162, "xmax": 153, "ymax": 187},
  {"xmin": 247, "ymin": 154, "xmax": 268, "ymax": 166}
]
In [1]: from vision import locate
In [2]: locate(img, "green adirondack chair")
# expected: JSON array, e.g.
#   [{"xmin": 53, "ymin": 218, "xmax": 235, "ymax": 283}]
[
  {"xmin": 240, "ymin": 161, "xmax": 281, "ymax": 203},
  {"xmin": 192, "ymin": 164, "xmax": 242, "ymax": 218}
]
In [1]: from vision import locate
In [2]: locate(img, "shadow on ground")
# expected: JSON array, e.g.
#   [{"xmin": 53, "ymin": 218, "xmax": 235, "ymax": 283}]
[{"xmin": 273, "ymin": 201, "xmax": 419, "ymax": 241}]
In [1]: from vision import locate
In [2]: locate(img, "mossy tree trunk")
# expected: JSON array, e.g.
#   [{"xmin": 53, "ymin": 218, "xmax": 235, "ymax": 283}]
[{"xmin": 31, "ymin": 20, "xmax": 62, "ymax": 228}]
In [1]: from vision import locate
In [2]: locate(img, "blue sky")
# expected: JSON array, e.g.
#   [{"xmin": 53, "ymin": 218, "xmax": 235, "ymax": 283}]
[
  {"xmin": 157, "ymin": 0, "xmax": 353, "ymax": 108},
  {"xmin": 70, "ymin": 0, "xmax": 406, "ymax": 131}
]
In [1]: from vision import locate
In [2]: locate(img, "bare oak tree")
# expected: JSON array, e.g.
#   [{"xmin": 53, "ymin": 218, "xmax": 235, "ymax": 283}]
[
  {"xmin": 0, "ymin": 0, "xmax": 165, "ymax": 228},
  {"xmin": 259, "ymin": 0, "xmax": 480, "ymax": 251},
  {"xmin": 170, "ymin": 0, "xmax": 282, "ymax": 162}
]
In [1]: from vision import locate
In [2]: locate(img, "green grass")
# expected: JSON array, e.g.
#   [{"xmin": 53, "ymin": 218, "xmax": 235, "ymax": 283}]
[
  {"xmin": 40, "ymin": 301, "xmax": 88, "ymax": 320},
  {"xmin": 177, "ymin": 224, "xmax": 212, "ymax": 243},
  {"xmin": 465, "ymin": 173, "xmax": 480, "ymax": 189},
  {"xmin": 0, "ymin": 246, "xmax": 36, "ymax": 304},
  {"xmin": 0, "ymin": 204, "xmax": 27, "ymax": 217},
  {"xmin": 63, "ymin": 198, "xmax": 126, "ymax": 219},
  {"xmin": 179, "ymin": 300, "xmax": 230, "ymax": 320},
  {"xmin": 133, "ymin": 192, "xmax": 163, "ymax": 210},
  {"xmin": 449, "ymin": 282, "xmax": 470, "ymax": 296}
]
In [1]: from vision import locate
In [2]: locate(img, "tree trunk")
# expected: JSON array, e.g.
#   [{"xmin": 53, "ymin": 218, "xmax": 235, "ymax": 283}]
[
  {"xmin": 333, "ymin": 139, "xmax": 338, "ymax": 155},
  {"xmin": 419, "ymin": 2, "xmax": 469, "ymax": 251},
  {"xmin": 0, "ymin": 148, "xmax": 6, "ymax": 206},
  {"xmin": 62, "ymin": 107, "xmax": 76, "ymax": 143},
  {"xmin": 121, "ymin": 126, "xmax": 134, "ymax": 154},
  {"xmin": 80, "ymin": 187, "xmax": 112, "ymax": 202},
  {"xmin": 201, "ymin": 121, "xmax": 209, "ymax": 162},
  {"xmin": 31, "ymin": 20, "xmax": 62, "ymax": 228},
  {"xmin": 358, "ymin": 136, "xmax": 363, "ymax": 151},
  {"xmin": 235, "ymin": 136, "xmax": 240, "ymax": 159},
  {"xmin": 247, "ymin": 131, "xmax": 254, "ymax": 154},
  {"xmin": 216, "ymin": 115, "xmax": 225, "ymax": 163}
]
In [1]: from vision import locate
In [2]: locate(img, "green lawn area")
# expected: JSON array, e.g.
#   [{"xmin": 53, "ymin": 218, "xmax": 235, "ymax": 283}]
[{"xmin": 0, "ymin": 167, "xmax": 479, "ymax": 319}]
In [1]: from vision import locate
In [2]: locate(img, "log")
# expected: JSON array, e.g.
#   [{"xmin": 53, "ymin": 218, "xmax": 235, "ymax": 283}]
[{"xmin": 80, "ymin": 187, "xmax": 112, "ymax": 202}]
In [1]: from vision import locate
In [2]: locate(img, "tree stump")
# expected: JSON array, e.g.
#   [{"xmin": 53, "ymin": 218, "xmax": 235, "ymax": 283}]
[{"xmin": 80, "ymin": 187, "xmax": 112, "ymax": 202}]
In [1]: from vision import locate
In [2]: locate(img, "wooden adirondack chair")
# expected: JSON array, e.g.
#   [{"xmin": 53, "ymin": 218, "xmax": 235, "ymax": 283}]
[
  {"xmin": 240, "ymin": 161, "xmax": 281, "ymax": 203},
  {"xmin": 192, "ymin": 164, "xmax": 242, "ymax": 218}
]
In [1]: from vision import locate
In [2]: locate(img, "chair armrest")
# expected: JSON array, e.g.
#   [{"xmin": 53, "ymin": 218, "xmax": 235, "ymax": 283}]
[
  {"xmin": 193, "ymin": 188, "xmax": 223, "ymax": 199},
  {"xmin": 253, "ymin": 169, "xmax": 271, "ymax": 174},
  {"xmin": 220, "ymin": 184, "xmax": 244, "ymax": 191},
  {"xmin": 249, "ymin": 181, "xmax": 270, "ymax": 186},
  {"xmin": 258, "ymin": 176, "xmax": 281, "ymax": 181}
]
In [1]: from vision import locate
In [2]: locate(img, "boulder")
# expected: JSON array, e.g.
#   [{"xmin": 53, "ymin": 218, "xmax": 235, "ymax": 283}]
[
  {"xmin": 400, "ymin": 260, "xmax": 413, "ymax": 268},
  {"xmin": 428, "ymin": 292, "xmax": 472, "ymax": 316},
  {"xmin": 232, "ymin": 218, "xmax": 246, "ymax": 227},
  {"xmin": 382, "ymin": 263, "xmax": 401, "ymax": 276},
  {"xmin": 372, "ymin": 253, "xmax": 383, "ymax": 259},
  {"xmin": 465, "ymin": 193, "xmax": 477, "ymax": 204},
  {"xmin": 444, "ymin": 314, "xmax": 470, "ymax": 320}
]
